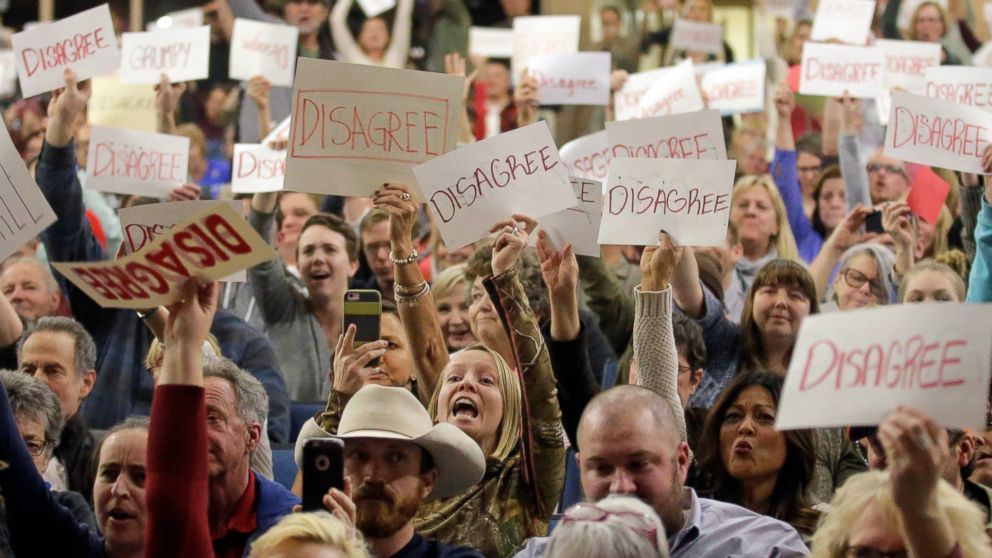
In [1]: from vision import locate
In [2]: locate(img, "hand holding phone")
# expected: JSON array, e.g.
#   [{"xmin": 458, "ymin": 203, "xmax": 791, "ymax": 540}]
[
  {"xmin": 342, "ymin": 290, "xmax": 382, "ymax": 348},
  {"xmin": 302, "ymin": 438, "xmax": 345, "ymax": 512},
  {"xmin": 864, "ymin": 210, "xmax": 885, "ymax": 234}
]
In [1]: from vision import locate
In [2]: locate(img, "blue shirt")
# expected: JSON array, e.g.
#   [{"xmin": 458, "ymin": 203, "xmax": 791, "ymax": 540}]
[{"xmin": 393, "ymin": 533, "xmax": 486, "ymax": 558}]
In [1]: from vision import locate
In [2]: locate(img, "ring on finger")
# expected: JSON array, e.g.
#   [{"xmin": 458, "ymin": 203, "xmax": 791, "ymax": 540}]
[
  {"xmin": 916, "ymin": 433, "xmax": 931, "ymax": 449},
  {"xmin": 400, "ymin": 192, "xmax": 411, "ymax": 201}
]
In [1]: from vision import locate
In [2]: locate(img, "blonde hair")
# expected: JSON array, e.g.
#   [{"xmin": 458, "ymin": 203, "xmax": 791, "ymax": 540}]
[
  {"xmin": 922, "ymin": 204, "xmax": 952, "ymax": 259},
  {"xmin": 899, "ymin": 259, "xmax": 966, "ymax": 302},
  {"xmin": 249, "ymin": 511, "xmax": 370, "ymax": 558},
  {"xmin": 432, "ymin": 263, "xmax": 469, "ymax": 302},
  {"xmin": 908, "ymin": 1, "xmax": 949, "ymax": 40},
  {"xmin": 429, "ymin": 344, "xmax": 523, "ymax": 462},
  {"xmin": 810, "ymin": 471, "xmax": 992, "ymax": 558},
  {"xmin": 731, "ymin": 175, "xmax": 800, "ymax": 262},
  {"xmin": 145, "ymin": 334, "xmax": 222, "ymax": 372}
]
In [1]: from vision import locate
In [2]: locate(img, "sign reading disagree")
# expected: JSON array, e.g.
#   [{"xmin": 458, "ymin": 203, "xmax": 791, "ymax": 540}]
[
  {"xmin": 885, "ymin": 90, "xmax": 992, "ymax": 174},
  {"xmin": 86, "ymin": 126, "xmax": 190, "ymax": 197},
  {"xmin": 0, "ymin": 114, "xmax": 56, "ymax": 261}
]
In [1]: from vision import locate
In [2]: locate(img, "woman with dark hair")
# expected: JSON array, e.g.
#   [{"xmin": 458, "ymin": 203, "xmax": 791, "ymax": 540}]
[
  {"xmin": 696, "ymin": 371, "xmax": 820, "ymax": 538},
  {"xmin": 810, "ymin": 166, "xmax": 848, "ymax": 240}
]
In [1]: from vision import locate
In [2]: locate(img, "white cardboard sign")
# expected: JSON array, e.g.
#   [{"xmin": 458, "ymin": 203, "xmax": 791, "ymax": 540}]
[
  {"xmin": 511, "ymin": 16, "xmax": 580, "ymax": 80},
  {"xmin": 12, "ymin": 4, "xmax": 120, "ymax": 98},
  {"xmin": 262, "ymin": 115, "xmax": 292, "ymax": 145},
  {"xmin": 559, "ymin": 131, "xmax": 611, "ymax": 182},
  {"xmin": 0, "ymin": 117, "xmax": 56, "ymax": 261},
  {"xmin": 615, "ymin": 67, "xmax": 669, "ymax": 121},
  {"xmin": 535, "ymin": 177, "xmax": 603, "ymax": 258},
  {"xmin": 973, "ymin": 42, "xmax": 992, "ymax": 69},
  {"xmin": 669, "ymin": 19, "xmax": 723, "ymax": 55},
  {"xmin": 232, "ymin": 143, "xmax": 286, "ymax": 193},
  {"xmin": 776, "ymin": 303, "xmax": 992, "ymax": 430},
  {"xmin": 120, "ymin": 26, "xmax": 211, "ymax": 84},
  {"xmin": 700, "ymin": 60, "xmax": 766, "ymax": 114},
  {"xmin": 799, "ymin": 42, "xmax": 885, "ymax": 98},
  {"xmin": 357, "ymin": 0, "xmax": 396, "ymax": 17},
  {"xmin": 87, "ymin": 73, "xmax": 158, "ymax": 132},
  {"xmin": 147, "ymin": 7, "xmax": 204, "ymax": 31},
  {"xmin": 810, "ymin": 0, "xmax": 875, "ymax": 46},
  {"xmin": 528, "ymin": 52, "xmax": 611, "ymax": 106},
  {"xmin": 884, "ymin": 90, "xmax": 992, "ymax": 174},
  {"xmin": 413, "ymin": 121, "xmax": 576, "ymax": 250},
  {"xmin": 637, "ymin": 60, "xmax": 705, "ymax": 118},
  {"xmin": 598, "ymin": 158, "xmax": 737, "ymax": 247},
  {"xmin": 469, "ymin": 27, "xmax": 514, "ymax": 59},
  {"xmin": 229, "ymin": 18, "xmax": 300, "ymax": 87},
  {"xmin": 86, "ymin": 126, "xmax": 190, "ymax": 197},
  {"xmin": 924, "ymin": 65, "xmax": 992, "ymax": 112},
  {"xmin": 606, "ymin": 109, "xmax": 727, "ymax": 160},
  {"xmin": 875, "ymin": 39, "xmax": 942, "ymax": 95}
]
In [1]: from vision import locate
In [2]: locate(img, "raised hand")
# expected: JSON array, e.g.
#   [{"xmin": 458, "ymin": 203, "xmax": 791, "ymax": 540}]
[
  {"xmin": 169, "ymin": 183, "xmax": 203, "ymax": 202},
  {"xmin": 489, "ymin": 214, "xmax": 537, "ymax": 276},
  {"xmin": 444, "ymin": 52, "xmax": 478, "ymax": 102},
  {"xmin": 331, "ymin": 324, "xmax": 388, "ymax": 396},
  {"xmin": 826, "ymin": 205, "xmax": 879, "ymax": 253},
  {"xmin": 876, "ymin": 406, "xmax": 949, "ymax": 511},
  {"xmin": 164, "ymin": 278, "xmax": 219, "ymax": 350},
  {"xmin": 46, "ymin": 69, "xmax": 91, "ymax": 147},
  {"xmin": 246, "ymin": 76, "xmax": 272, "ymax": 112},
  {"xmin": 514, "ymin": 72, "xmax": 539, "ymax": 127},
  {"xmin": 535, "ymin": 230, "xmax": 577, "ymax": 301},
  {"xmin": 640, "ymin": 230, "xmax": 683, "ymax": 291},
  {"xmin": 155, "ymin": 73, "xmax": 187, "ymax": 118},
  {"xmin": 373, "ymin": 183, "xmax": 418, "ymax": 255},
  {"xmin": 774, "ymin": 83, "xmax": 795, "ymax": 120},
  {"xmin": 881, "ymin": 201, "xmax": 914, "ymax": 252}
]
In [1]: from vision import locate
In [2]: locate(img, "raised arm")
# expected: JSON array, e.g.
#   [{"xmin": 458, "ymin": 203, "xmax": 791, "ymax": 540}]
[
  {"xmin": 0, "ymin": 294, "xmax": 21, "ymax": 348},
  {"xmin": 445, "ymin": 52, "xmax": 478, "ymax": 145},
  {"xmin": 809, "ymin": 206, "xmax": 877, "ymax": 301},
  {"xmin": 576, "ymin": 255, "xmax": 635, "ymax": 358},
  {"xmin": 772, "ymin": 84, "xmax": 818, "ymax": 259},
  {"xmin": 836, "ymin": 97, "xmax": 873, "ymax": 209},
  {"xmin": 967, "ymin": 153, "xmax": 992, "ymax": 302},
  {"xmin": 247, "ymin": 193, "xmax": 301, "ymax": 325},
  {"xmin": 383, "ymin": 0, "xmax": 414, "ymax": 68},
  {"xmin": 155, "ymin": 73, "xmax": 186, "ymax": 135},
  {"xmin": 329, "ymin": 0, "xmax": 366, "ymax": 64},
  {"xmin": 881, "ymin": 201, "xmax": 915, "ymax": 277},
  {"xmin": 245, "ymin": 76, "xmax": 272, "ymax": 139}
]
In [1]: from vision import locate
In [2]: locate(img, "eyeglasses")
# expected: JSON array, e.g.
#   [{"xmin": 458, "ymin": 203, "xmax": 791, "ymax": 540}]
[
  {"xmin": 841, "ymin": 268, "xmax": 886, "ymax": 300},
  {"xmin": 865, "ymin": 163, "xmax": 907, "ymax": 177},
  {"xmin": 561, "ymin": 503, "xmax": 659, "ymax": 545},
  {"xmin": 843, "ymin": 546, "xmax": 907, "ymax": 558},
  {"xmin": 24, "ymin": 439, "xmax": 48, "ymax": 457}
]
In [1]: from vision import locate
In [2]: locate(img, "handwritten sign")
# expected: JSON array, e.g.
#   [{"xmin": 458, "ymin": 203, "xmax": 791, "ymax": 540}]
[
  {"xmin": 412, "ymin": 121, "xmax": 576, "ymax": 250},
  {"xmin": 88, "ymin": 74, "xmax": 157, "ymax": 132},
  {"xmin": 973, "ymin": 42, "xmax": 992, "ymax": 69},
  {"xmin": 120, "ymin": 26, "xmax": 210, "ymax": 84},
  {"xmin": 924, "ymin": 65, "xmax": 992, "ymax": 112},
  {"xmin": 876, "ymin": 39, "xmax": 941, "ymax": 94},
  {"xmin": 511, "ymin": 15, "xmax": 580, "ymax": 80},
  {"xmin": 560, "ymin": 131, "xmax": 611, "ymax": 181},
  {"xmin": 285, "ymin": 58, "xmax": 463, "ymax": 200},
  {"xmin": 357, "ymin": 0, "xmax": 396, "ymax": 17},
  {"xmin": 0, "ymin": 51, "xmax": 17, "ymax": 98},
  {"xmin": 799, "ymin": 42, "xmax": 884, "ymax": 98},
  {"xmin": 884, "ymin": 90, "xmax": 992, "ymax": 174},
  {"xmin": 229, "ymin": 18, "xmax": 300, "ymax": 87},
  {"xmin": 535, "ymin": 177, "xmax": 603, "ymax": 258},
  {"xmin": 469, "ymin": 27, "xmax": 514, "ymax": 58},
  {"xmin": 12, "ymin": 4, "xmax": 120, "ymax": 98},
  {"xmin": 262, "ymin": 115, "xmax": 292, "ymax": 145},
  {"xmin": 606, "ymin": 109, "xmax": 727, "ymax": 161},
  {"xmin": 86, "ymin": 126, "xmax": 190, "ymax": 197},
  {"xmin": 528, "ymin": 52, "xmax": 611, "ymax": 106},
  {"xmin": 147, "ymin": 7, "xmax": 204, "ymax": 31},
  {"xmin": 776, "ymin": 303, "xmax": 992, "ymax": 430},
  {"xmin": 810, "ymin": 0, "xmax": 875, "ymax": 46},
  {"xmin": 598, "ymin": 158, "xmax": 736, "ymax": 247},
  {"xmin": 232, "ymin": 143, "xmax": 286, "ymax": 193},
  {"xmin": 615, "ymin": 67, "xmax": 669, "ymax": 121},
  {"xmin": 53, "ymin": 204, "xmax": 274, "ymax": 309},
  {"xmin": 670, "ymin": 19, "xmax": 723, "ymax": 55},
  {"xmin": 0, "ymin": 116, "xmax": 56, "ymax": 261},
  {"xmin": 637, "ymin": 60, "xmax": 705, "ymax": 118},
  {"xmin": 700, "ymin": 60, "xmax": 766, "ymax": 114}
]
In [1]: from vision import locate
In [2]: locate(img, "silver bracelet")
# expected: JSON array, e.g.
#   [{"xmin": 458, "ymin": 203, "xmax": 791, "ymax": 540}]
[
  {"xmin": 390, "ymin": 248, "xmax": 418, "ymax": 266},
  {"xmin": 394, "ymin": 282, "xmax": 430, "ymax": 307}
]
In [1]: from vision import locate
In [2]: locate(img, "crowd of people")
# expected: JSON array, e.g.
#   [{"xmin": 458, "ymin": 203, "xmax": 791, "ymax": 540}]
[{"xmin": 0, "ymin": 0, "xmax": 990, "ymax": 557}]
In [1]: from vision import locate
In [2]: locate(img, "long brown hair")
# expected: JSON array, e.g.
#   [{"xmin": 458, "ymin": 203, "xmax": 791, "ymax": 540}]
[{"xmin": 739, "ymin": 260, "xmax": 819, "ymax": 373}]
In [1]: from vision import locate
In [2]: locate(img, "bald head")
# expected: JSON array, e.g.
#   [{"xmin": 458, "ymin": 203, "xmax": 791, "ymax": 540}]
[{"xmin": 579, "ymin": 385, "xmax": 681, "ymax": 450}]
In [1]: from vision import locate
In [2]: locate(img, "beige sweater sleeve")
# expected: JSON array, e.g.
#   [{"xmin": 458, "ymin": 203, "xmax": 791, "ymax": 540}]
[{"xmin": 633, "ymin": 285, "xmax": 687, "ymax": 442}]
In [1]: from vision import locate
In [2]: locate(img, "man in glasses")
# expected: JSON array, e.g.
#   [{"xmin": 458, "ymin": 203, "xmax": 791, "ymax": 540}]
[{"xmin": 866, "ymin": 151, "xmax": 912, "ymax": 204}]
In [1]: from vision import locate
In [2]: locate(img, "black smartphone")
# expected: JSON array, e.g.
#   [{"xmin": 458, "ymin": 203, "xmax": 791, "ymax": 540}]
[
  {"xmin": 343, "ymin": 290, "xmax": 382, "ymax": 348},
  {"xmin": 302, "ymin": 438, "xmax": 346, "ymax": 511},
  {"xmin": 864, "ymin": 210, "xmax": 885, "ymax": 234}
]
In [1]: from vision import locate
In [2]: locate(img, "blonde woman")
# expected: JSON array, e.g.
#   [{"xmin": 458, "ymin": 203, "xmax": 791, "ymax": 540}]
[{"xmin": 250, "ymin": 512, "xmax": 370, "ymax": 558}]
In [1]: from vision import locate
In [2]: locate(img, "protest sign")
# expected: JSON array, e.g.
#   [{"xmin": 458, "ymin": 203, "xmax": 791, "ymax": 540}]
[
  {"xmin": 974, "ymin": 42, "xmax": 992, "ymax": 69},
  {"xmin": 147, "ymin": 7, "xmax": 204, "ymax": 31},
  {"xmin": 906, "ymin": 165, "xmax": 950, "ymax": 225},
  {"xmin": 511, "ymin": 15, "xmax": 580, "ymax": 80},
  {"xmin": 229, "ymin": 19, "xmax": 300, "ymax": 87},
  {"xmin": 615, "ymin": 67, "xmax": 669, "ymax": 121},
  {"xmin": 534, "ymin": 177, "xmax": 603, "ymax": 258},
  {"xmin": 285, "ymin": 59, "xmax": 463, "ymax": 200},
  {"xmin": 884, "ymin": 90, "xmax": 992, "ymax": 174},
  {"xmin": 12, "ymin": 4, "xmax": 120, "ymax": 98},
  {"xmin": 120, "ymin": 26, "xmax": 211, "ymax": 84},
  {"xmin": 357, "ymin": 0, "xmax": 396, "ymax": 17},
  {"xmin": 232, "ymin": 143, "xmax": 286, "ymax": 193},
  {"xmin": 598, "ymin": 158, "xmax": 737, "ymax": 247},
  {"xmin": 799, "ymin": 42, "xmax": 884, "ymax": 98},
  {"xmin": 637, "ymin": 60, "xmax": 705, "ymax": 118},
  {"xmin": 262, "ymin": 115, "xmax": 292, "ymax": 145},
  {"xmin": 0, "ymin": 51, "xmax": 17, "ymax": 98},
  {"xmin": 469, "ymin": 27, "xmax": 514, "ymax": 58},
  {"xmin": 88, "ymin": 74, "xmax": 157, "ymax": 132},
  {"xmin": 875, "ymin": 39, "xmax": 941, "ymax": 95},
  {"xmin": 670, "ymin": 19, "xmax": 723, "ymax": 55},
  {"xmin": 0, "ymin": 116, "xmax": 56, "ymax": 261},
  {"xmin": 776, "ymin": 303, "xmax": 992, "ymax": 430},
  {"xmin": 86, "ymin": 126, "xmax": 190, "ymax": 197},
  {"xmin": 528, "ymin": 52, "xmax": 611, "ymax": 106},
  {"xmin": 53, "ymin": 204, "xmax": 275, "ymax": 309},
  {"xmin": 412, "ymin": 121, "xmax": 576, "ymax": 249},
  {"xmin": 924, "ymin": 65, "xmax": 992, "ymax": 111},
  {"xmin": 700, "ymin": 60, "xmax": 766, "ymax": 114},
  {"xmin": 810, "ymin": 0, "xmax": 875, "ymax": 45},
  {"xmin": 559, "ymin": 131, "xmax": 611, "ymax": 181},
  {"xmin": 898, "ymin": 0, "xmax": 948, "ymax": 31},
  {"xmin": 606, "ymin": 109, "xmax": 727, "ymax": 160},
  {"xmin": 764, "ymin": 0, "xmax": 796, "ymax": 18}
]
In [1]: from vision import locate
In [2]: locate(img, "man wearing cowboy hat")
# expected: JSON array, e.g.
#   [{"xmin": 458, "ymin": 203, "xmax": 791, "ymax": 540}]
[{"xmin": 300, "ymin": 384, "xmax": 487, "ymax": 558}]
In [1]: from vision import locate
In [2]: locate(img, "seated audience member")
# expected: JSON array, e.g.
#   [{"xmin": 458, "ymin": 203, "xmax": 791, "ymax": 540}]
[
  {"xmin": 1, "ymin": 256, "xmax": 61, "ymax": 320},
  {"xmin": 813, "ymin": 409, "xmax": 992, "ymax": 558},
  {"xmin": 514, "ymin": 385, "xmax": 809, "ymax": 557},
  {"xmin": 548, "ymin": 496, "xmax": 670, "ymax": 558},
  {"xmin": 249, "ymin": 512, "xmax": 370, "ymax": 558},
  {"xmin": 900, "ymin": 260, "xmax": 966, "ymax": 303},
  {"xmin": 821, "ymin": 244, "xmax": 897, "ymax": 311},
  {"xmin": 0, "ymin": 369, "xmax": 95, "ymax": 528},
  {"xmin": 356, "ymin": 208, "xmax": 397, "ymax": 300},
  {"xmin": 432, "ymin": 264, "xmax": 477, "ymax": 352}
]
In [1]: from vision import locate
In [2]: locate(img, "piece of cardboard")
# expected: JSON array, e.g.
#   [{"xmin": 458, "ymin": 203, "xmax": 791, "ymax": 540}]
[
  {"xmin": 924, "ymin": 65, "xmax": 992, "ymax": 112},
  {"xmin": 700, "ymin": 60, "xmax": 766, "ymax": 114},
  {"xmin": 799, "ymin": 42, "xmax": 885, "ymax": 98},
  {"xmin": 511, "ymin": 15, "xmax": 580, "ymax": 80},
  {"xmin": 356, "ymin": 0, "xmax": 396, "ymax": 17},
  {"xmin": 262, "ymin": 115, "xmax": 292, "ymax": 145},
  {"xmin": 606, "ymin": 109, "xmax": 727, "ymax": 160},
  {"xmin": 637, "ymin": 59, "xmax": 705, "ymax": 118},
  {"xmin": 86, "ymin": 126, "xmax": 190, "ymax": 197},
  {"xmin": 559, "ymin": 130, "xmax": 611, "ymax": 182},
  {"xmin": 120, "ymin": 26, "xmax": 211, "ymax": 84},
  {"xmin": 88, "ymin": 73, "xmax": 158, "ymax": 132},
  {"xmin": 810, "ymin": 0, "xmax": 875, "ymax": 45},
  {"xmin": 669, "ymin": 19, "xmax": 724, "ymax": 55},
  {"xmin": 147, "ymin": 7, "xmax": 204, "ymax": 31},
  {"xmin": 0, "ymin": 116, "xmax": 56, "ymax": 261},
  {"xmin": 534, "ymin": 177, "xmax": 603, "ymax": 258},
  {"xmin": 469, "ymin": 27, "xmax": 514, "ymax": 59},
  {"xmin": 615, "ymin": 67, "xmax": 670, "ymax": 121},
  {"xmin": 875, "ymin": 39, "xmax": 941, "ymax": 95},
  {"xmin": 528, "ymin": 52, "xmax": 611, "ymax": 106},
  {"xmin": 906, "ymin": 165, "xmax": 951, "ymax": 225},
  {"xmin": 231, "ymin": 143, "xmax": 286, "ymax": 194},
  {"xmin": 229, "ymin": 18, "xmax": 300, "ymax": 87}
]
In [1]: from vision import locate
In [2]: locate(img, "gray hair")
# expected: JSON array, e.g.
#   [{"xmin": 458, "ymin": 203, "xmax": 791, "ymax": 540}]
[
  {"xmin": 829, "ymin": 244, "xmax": 897, "ymax": 305},
  {"xmin": 0, "ymin": 369, "xmax": 63, "ymax": 445},
  {"xmin": 18, "ymin": 317, "xmax": 98, "ymax": 378},
  {"xmin": 2, "ymin": 256, "xmax": 60, "ymax": 295},
  {"xmin": 203, "ymin": 357, "xmax": 268, "ymax": 427},
  {"xmin": 547, "ymin": 495, "xmax": 670, "ymax": 558}
]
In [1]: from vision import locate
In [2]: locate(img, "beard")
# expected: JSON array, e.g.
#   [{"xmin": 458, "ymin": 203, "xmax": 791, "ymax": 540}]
[
  {"xmin": 657, "ymin": 462, "xmax": 686, "ymax": 535},
  {"xmin": 353, "ymin": 481, "xmax": 423, "ymax": 538}
]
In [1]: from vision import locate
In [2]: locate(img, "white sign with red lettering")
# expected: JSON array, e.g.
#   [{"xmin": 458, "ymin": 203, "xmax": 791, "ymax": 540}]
[
  {"xmin": 799, "ymin": 42, "xmax": 885, "ymax": 98},
  {"xmin": 12, "ymin": 4, "xmax": 120, "ymax": 98},
  {"xmin": 974, "ymin": 42, "xmax": 992, "ymax": 69},
  {"xmin": 147, "ymin": 7, "xmax": 204, "ymax": 31},
  {"xmin": 810, "ymin": 0, "xmax": 875, "ymax": 46},
  {"xmin": 0, "ymin": 117, "xmax": 56, "ymax": 262},
  {"xmin": 413, "ymin": 121, "xmax": 576, "ymax": 250},
  {"xmin": 229, "ymin": 18, "xmax": 300, "ymax": 87},
  {"xmin": 670, "ymin": 19, "xmax": 723, "ymax": 55},
  {"xmin": 528, "ymin": 52, "xmax": 611, "ymax": 106},
  {"xmin": 469, "ymin": 27, "xmax": 514, "ymax": 58},
  {"xmin": 262, "ymin": 115, "xmax": 292, "ymax": 145},
  {"xmin": 86, "ymin": 126, "xmax": 191, "ymax": 197},
  {"xmin": 534, "ymin": 177, "xmax": 603, "ymax": 258},
  {"xmin": 232, "ymin": 143, "xmax": 286, "ymax": 193},
  {"xmin": 606, "ymin": 109, "xmax": 727, "ymax": 161},
  {"xmin": 357, "ymin": 0, "xmax": 396, "ymax": 17},
  {"xmin": 615, "ymin": 67, "xmax": 669, "ymax": 121},
  {"xmin": 120, "ymin": 26, "xmax": 211, "ymax": 84},
  {"xmin": 559, "ymin": 131, "xmax": 611, "ymax": 182},
  {"xmin": 52, "ymin": 204, "xmax": 275, "ymax": 309},
  {"xmin": 511, "ymin": 15, "xmax": 580, "ymax": 81},
  {"xmin": 637, "ymin": 60, "xmax": 705, "ymax": 119},
  {"xmin": 885, "ymin": 90, "xmax": 992, "ymax": 174},
  {"xmin": 924, "ymin": 65, "xmax": 992, "ymax": 112},
  {"xmin": 876, "ymin": 39, "xmax": 941, "ymax": 94},
  {"xmin": 776, "ymin": 303, "xmax": 992, "ymax": 430},
  {"xmin": 700, "ymin": 60, "xmax": 766, "ymax": 113},
  {"xmin": 598, "ymin": 157, "xmax": 737, "ymax": 247}
]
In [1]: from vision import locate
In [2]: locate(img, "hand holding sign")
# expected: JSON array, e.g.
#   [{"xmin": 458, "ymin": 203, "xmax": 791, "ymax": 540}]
[
  {"xmin": 640, "ymin": 231, "xmax": 683, "ymax": 291},
  {"xmin": 164, "ymin": 277, "xmax": 219, "ymax": 350},
  {"xmin": 535, "ymin": 229, "xmax": 578, "ymax": 306},
  {"xmin": 155, "ymin": 73, "xmax": 187, "ymax": 120},
  {"xmin": 490, "ymin": 214, "xmax": 537, "ymax": 276},
  {"xmin": 372, "ymin": 183, "xmax": 419, "ymax": 255},
  {"xmin": 515, "ymin": 72, "xmax": 540, "ymax": 127},
  {"xmin": 46, "ymin": 69, "xmax": 91, "ymax": 147},
  {"xmin": 877, "ymin": 407, "xmax": 949, "ymax": 511}
]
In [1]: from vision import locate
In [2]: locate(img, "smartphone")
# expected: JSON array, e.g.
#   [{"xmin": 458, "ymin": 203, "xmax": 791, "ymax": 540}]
[
  {"xmin": 302, "ymin": 438, "xmax": 345, "ymax": 511},
  {"xmin": 343, "ymin": 290, "xmax": 382, "ymax": 348},
  {"xmin": 864, "ymin": 210, "xmax": 885, "ymax": 234}
]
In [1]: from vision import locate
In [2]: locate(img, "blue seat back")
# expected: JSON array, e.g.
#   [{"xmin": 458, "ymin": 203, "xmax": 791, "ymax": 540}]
[
  {"xmin": 271, "ymin": 444, "xmax": 298, "ymax": 491},
  {"xmin": 290, "ymin": 402, "xmax": 324, "ymax": 443}
]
